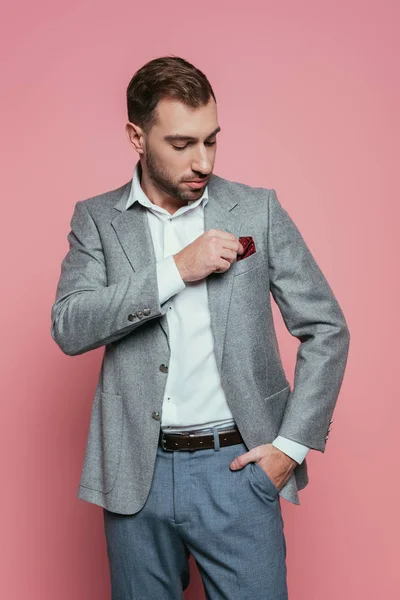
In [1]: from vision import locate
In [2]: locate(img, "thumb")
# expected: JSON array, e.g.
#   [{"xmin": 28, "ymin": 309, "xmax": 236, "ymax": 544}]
[{"xmin": 229, "ymin": 450, "xmax": 257, "ymax": 470}]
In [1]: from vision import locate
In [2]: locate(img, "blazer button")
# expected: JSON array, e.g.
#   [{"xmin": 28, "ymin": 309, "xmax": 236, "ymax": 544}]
[
  {"xmin": 159, "ymin": 364, "xmax": 169, "ymax": 373},
  {"xmin": 143, "ymin": 308, "xmax": 151, "ymax": 316},
  {"xmin": 152, "ymin": 411, "xmax": 161, "ymax": 420},
  {"xmin": 128, "ymin": 314, "xmax": 137, "ymax": 321},
  {"xmin": 325, "ymin": 435, "xmax": 329, "ymax": 441}
]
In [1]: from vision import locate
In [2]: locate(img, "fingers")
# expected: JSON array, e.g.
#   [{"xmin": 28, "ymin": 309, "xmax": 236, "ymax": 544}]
[
  {"xmin": 230, "ymin": 449, "xmax": 260, "ymax": 470},
  {"xmin": 208, "ymin": 228, "xmax": 237, "ymax": 240},
  {"xmin": 212, "ymin": 258, "xmax": 231, "ymax": 273},
  {"xmin": 207, "ymin": 229, "xmax": 244, "ymax": 258},
  {"xmin": 219, "ymin": 248, "xmax": 238, "ymax": 264}
]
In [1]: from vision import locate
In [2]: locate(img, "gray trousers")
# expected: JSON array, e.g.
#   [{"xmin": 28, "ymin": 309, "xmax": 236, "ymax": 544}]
[{"xmin": 103, "ymin": 426, "xmax": 288, "ymax": 599}]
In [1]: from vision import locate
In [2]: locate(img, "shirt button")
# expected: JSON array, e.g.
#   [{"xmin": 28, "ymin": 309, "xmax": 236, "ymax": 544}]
[{"xmin": 159, "ymin": 364, "xmax": 169, "ymax": 373}]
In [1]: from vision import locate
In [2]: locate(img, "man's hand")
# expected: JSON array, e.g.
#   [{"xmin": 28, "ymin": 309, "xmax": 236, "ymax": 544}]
[
  {"xmin": 229, "ymin": 443, "xmax": 298, "ymax": 491},
  {"xmin": 173, "ymin": 229, "xmax": 244, "ymax": 283}
]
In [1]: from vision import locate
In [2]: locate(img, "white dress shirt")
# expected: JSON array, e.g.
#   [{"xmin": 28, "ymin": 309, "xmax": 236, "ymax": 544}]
[{"xmin": 125, "ymin": 163, "xmax": 310, "ymax": 465}]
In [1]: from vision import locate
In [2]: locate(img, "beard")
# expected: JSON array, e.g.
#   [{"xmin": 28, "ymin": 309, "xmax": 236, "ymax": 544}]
[{"xmin": 143, "ymin": 147, "xmax": 207, "ymax": 203}]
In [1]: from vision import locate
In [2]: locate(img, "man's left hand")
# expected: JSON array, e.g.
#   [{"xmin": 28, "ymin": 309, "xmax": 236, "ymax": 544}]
[{"xmin": 229, "ymin": 443, "xmax": 298, "ymax": 491}]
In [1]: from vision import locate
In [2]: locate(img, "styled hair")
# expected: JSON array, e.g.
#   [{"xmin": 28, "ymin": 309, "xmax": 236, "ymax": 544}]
[{"xmin": 126, "ymin": 56, "xmax": 216, "ymax": 133}]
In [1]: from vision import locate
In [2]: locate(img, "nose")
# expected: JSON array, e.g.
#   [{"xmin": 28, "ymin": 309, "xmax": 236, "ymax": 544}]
[{"xmin": 191, "ymin": 145, "xmax": 212, "ymax": 176}]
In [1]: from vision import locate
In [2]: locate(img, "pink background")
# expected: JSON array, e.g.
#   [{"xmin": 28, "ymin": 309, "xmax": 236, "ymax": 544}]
[{"xmin": 1, "ymin": 1, "xmax": 399, "ymax": 598}]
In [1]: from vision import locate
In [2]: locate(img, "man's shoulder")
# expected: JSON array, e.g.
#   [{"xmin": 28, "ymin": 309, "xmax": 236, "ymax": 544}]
[{"xmin": 77, "ymin": 180, "xmax": 132, "ymax": 214}]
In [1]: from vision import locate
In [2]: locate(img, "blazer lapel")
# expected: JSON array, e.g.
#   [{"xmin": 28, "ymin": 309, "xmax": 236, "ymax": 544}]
[
  {"xmin": 112, "ymin": 182, "xmax": 157, "ymax": 273},
  {"xmin": 110, "ymin": 175, "xmax": 241, "ymax": 369},
  {"xmin": 111, "ymin": 181, "xmax": 171, "ymax": 338},
  {"xmin": 204, "ymin": 175, "xmax": 241, "ymax": 372}
]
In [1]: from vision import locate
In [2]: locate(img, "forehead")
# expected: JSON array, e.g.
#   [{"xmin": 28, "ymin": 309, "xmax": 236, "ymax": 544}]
[{"xmin": 153, "ymin": 97, "xmax": 218, "ymax": 135}]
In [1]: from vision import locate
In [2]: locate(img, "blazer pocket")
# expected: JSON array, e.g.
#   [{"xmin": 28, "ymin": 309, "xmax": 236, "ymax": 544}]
[
  {"xmin": 233, "ymin": 250, "xmax": 265, "ymax": 276},
  {"xmin": 262, "ymin": 384, "xmax": 291, "ymax": 435},
  {"xmin": 80, "ymin": 391, "xmax": 124, "ymax": 494}
]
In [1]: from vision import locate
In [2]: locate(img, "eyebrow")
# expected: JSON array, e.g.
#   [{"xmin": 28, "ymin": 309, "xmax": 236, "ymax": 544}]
[{"xmin": 164, "ymin": 126, "xmax": 221, "ymax": 143}]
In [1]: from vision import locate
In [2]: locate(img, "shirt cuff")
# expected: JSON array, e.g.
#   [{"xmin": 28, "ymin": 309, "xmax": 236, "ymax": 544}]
[
  {"xmin": 156, "ymin": 255, "xmax": 186, "ymax": 305},
  {"xmin": 272, "ymin": 436, "xmax": 310, "ymax": 465}
]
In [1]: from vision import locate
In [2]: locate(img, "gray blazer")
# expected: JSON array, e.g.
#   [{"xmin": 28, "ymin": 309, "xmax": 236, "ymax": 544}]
[{"xmin": 50, "ymin": 171, "xmax": 350, "ymax": 512}]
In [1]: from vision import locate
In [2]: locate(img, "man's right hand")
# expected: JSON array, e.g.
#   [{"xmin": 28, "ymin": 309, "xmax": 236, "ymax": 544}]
[{"xmin": 173, "ymin": 229, "xmax": 244, "ymax": 283}]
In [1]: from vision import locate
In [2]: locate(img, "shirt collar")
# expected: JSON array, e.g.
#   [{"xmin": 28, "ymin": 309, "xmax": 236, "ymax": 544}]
[{"xmin": 125, "ymin": 161, "xmax": 209, "ymax": 216}]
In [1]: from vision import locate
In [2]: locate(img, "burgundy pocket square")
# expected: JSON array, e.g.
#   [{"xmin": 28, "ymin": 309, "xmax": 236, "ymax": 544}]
[{"xmin": 237, "ymin": 236, "xmax": 256, "ymax": 261}]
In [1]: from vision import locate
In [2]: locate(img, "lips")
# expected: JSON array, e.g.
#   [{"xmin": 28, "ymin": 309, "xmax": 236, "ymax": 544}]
[{"xmin": 185, "ymin": 179, "xmax": 209, "ymax": 189}]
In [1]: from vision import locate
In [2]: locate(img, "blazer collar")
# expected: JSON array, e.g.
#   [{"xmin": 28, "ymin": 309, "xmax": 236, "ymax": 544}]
[{"xmin": 112, "ymin": 161, "xmax": 238, "ymax": 214}]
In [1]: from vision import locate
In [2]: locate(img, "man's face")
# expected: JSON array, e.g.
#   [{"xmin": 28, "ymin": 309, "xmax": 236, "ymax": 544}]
[{"xmin": 142, "ymin": 97, "xmax": 220, "ymax": 202}]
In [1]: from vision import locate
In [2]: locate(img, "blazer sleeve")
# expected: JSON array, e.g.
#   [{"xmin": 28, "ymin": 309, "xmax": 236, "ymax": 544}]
[
  {"xmin": 50, "ymin": 200, "xmax": 168, "ymax": 356},
  {"xmin": 267, "ymin": 189, "xmax": 351, "ymax": 452}
]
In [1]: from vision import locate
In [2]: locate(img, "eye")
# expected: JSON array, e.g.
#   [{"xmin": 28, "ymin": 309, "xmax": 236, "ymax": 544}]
[{"xmin": 172, "ymin": 140, "xmax": 216, "ymax": 151}]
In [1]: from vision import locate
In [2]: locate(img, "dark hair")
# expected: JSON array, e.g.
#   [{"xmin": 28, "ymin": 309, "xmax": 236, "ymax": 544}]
[{"xmin": 126, "ymin": 56, "xmax": 216, "ymax": 133}]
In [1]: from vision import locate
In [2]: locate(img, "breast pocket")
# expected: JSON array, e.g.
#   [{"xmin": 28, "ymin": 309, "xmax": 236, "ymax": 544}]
[{"xmin": 233, "ymin": 250, "xmax": 265, "ymax": 276}]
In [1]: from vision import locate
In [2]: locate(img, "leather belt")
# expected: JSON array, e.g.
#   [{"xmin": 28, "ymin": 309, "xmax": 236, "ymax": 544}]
[{"xmin": 159, "ymin": 425, "xmax": 244, "ymax": 452}]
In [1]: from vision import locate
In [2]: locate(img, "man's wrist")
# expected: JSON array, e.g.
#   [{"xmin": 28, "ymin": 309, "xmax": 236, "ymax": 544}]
[
  {"xmin": 173, "ymin": 252, "xmax": 189, "ymax": 283},
  {"xmin": 272, "ymin": 436, "xmax": 310, "ymax": 465},
  {"xmin": 275, "ymin": 447, "xmax": 298, "ymax": 468}
]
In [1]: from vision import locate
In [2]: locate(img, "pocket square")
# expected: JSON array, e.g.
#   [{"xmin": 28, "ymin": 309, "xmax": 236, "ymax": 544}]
[{"xmin": 237, "ymin": 236, "xmax": 256, "ymax": 261}]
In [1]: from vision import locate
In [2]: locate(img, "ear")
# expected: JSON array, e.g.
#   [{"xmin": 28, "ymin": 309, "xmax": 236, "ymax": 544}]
[{"xmin": 125, "ymin": 122, "xmax": 144, "ymax": 155}]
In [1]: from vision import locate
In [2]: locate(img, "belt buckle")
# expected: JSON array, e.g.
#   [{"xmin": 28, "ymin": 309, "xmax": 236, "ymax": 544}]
[{"xmin": 160, "ymin": 433, "xmax": 173, "ymax": 452}]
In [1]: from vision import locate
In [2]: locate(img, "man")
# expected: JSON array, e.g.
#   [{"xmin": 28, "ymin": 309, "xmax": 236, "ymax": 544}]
[{"xmin": 51, "ymin": 56, "xmax": 350, "ymax": 599}]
